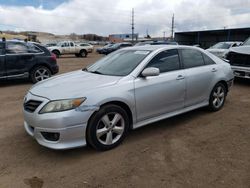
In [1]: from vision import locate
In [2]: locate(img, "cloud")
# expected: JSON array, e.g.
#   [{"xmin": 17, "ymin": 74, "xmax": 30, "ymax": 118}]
[{"xmin": 0, "ymin": 0, "xmax": 249, "ymax": 37}]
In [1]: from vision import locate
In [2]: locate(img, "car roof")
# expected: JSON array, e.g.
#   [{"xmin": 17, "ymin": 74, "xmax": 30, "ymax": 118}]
[{"xmin": 121, "ymin": 45, "xmax": 198, "ymax": 52}]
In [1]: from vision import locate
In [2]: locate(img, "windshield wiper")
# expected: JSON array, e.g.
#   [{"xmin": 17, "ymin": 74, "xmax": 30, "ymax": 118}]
[
  {"xmin": 82, "ymin": 67, "xmax": 88, "ymax": 71},
  {"xmin": 89, "ymin": 70, "xmax": 104, "ymax": 75}
]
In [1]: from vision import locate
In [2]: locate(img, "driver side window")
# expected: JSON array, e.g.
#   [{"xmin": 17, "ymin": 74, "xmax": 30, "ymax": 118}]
[{"xmin": 146, "ymin": 49, "xmax": 181, "ymax": 73}]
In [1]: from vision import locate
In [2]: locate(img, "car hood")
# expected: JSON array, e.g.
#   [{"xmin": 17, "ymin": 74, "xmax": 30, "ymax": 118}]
[
  {"xmin": 229, "ymin": 46, "xmax": 250, "ymax": 55},
  {"xmin": 29, "ymin": 70, "xmax": 122, "ymax": 100}
]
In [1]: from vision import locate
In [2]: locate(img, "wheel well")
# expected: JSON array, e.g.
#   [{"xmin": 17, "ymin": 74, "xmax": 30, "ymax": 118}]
[
  {"xmin": 29, "ymin": 64, "xmax": 52, "ymax": 76},
  {"xmin": 218, "ymin": 80, "xmax": 228, "ymax": 92},
  {"xmin": 100, "ymin": 101, "xmax": 133, "ymax": 129},
  {"xmin": 52, "ymin": 50, "xmax": 60, "ymax": 54},
  {"xmin": 80, "ymin": 49, "xmax": 87, "ymax": 53}
]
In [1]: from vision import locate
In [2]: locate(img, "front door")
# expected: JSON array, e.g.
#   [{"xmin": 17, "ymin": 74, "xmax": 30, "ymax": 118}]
[{"xmin": 134, "ymin": 49, "xmax": 186, "ymax": 122}]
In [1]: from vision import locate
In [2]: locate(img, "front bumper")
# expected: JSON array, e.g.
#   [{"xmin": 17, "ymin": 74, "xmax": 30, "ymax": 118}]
[
  {"xmin": 231, "ymin": 66, "xmax": 250, "ymax": 79},
  {"xmin": 23, "ymin": 92, "xmax": 94, "ymax": 150}
]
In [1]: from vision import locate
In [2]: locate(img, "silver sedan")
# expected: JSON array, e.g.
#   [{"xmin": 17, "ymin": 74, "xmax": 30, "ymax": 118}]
[{"xmin": 23, "ymin": 45, "xmax": 234, "ymax": 150}]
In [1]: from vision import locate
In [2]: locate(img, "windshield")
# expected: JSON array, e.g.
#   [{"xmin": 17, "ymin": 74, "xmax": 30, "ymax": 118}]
[
  {"xmin": 86, "ymin": 50, "xmax": 151, "ymax": 76},
  {"xmin": 210, "ymin": 42, "xmax": 231, "ymax": 49},
  {"xmin": 243, "ymin": 37, "xmax": 250, "ymax": 46}
]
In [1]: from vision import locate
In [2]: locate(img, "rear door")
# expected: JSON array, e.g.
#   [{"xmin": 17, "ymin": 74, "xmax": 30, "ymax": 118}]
[
  {"xmin": 0, "ymin": 42, "xmax": 6, "ymax": 78},
  {"xmin": 5, "ymin": 42, "xmax": 35, "ymax": 78},
  {"xmin": 61, "ymin": 42, "xmax": 70, "ymax": 54},
  {"xmin": 134, "ymin": 49, "xmax": 186, "ymax": 121},
  {"xmin": 179, "ymin": 48, "xmax": 217, "ymax": 107}
]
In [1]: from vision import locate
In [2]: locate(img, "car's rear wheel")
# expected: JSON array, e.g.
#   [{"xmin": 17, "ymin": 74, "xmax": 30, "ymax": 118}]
[
  {"xmin": 86, "ymin": 104, "xmax": 129, "ymax": 150},
  {"xmin": 208, "ymin": 83, "xmax": 227, "ymax": 111},
  {"xmin": 30, "ymin": 66, "xmax": 52, "ymax": 83},
  {"xmin": 79, "ymin": 50, "xmax": 87, "ymax": 57}
]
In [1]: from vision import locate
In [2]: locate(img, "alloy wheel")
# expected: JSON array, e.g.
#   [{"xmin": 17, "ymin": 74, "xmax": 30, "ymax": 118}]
[
  {"xmin": 96, "ymin": 112, "xmax": 125, "ymax": 145},
  {"xmin": 34, "ymin": 68, "xmax": 50, "ymax": 82},
  {"xmin": 212, "ymin": 86, "xmax": 225, "ymax": 109}
]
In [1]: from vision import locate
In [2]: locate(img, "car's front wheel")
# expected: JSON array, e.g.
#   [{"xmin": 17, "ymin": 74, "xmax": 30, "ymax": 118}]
[
  {"xmin": 86, "ymin": 104, "xmax": 129, "ymax": 150},
  {"xmin": 208, "ymin": 83, "xmax": 227, "ymax": 111}
]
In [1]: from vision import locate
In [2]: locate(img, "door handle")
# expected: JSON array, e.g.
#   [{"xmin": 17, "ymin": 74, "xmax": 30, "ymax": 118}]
[
  {"xmin": 176, "ymin": 75, "xmax": 185, "ymax": 80},
  {"xmin": 211, "ymin": 68, "xmax": 217, "ymax": 72}
]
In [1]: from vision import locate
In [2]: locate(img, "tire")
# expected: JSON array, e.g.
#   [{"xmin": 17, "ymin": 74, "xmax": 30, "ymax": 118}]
[
  {"xmin": 79, "ymin": 50, "xmax": 87, "ymax": 58},
  {"xmin": 86, "ymin": 104, "xmax": 129, "ymax": 151},
  {"xmin": 208, "ymin": 83, "xmax": 227, "ymax": 111},
  {"xmin": 30, "ymin": 66, "xmax": 52, "ymax": 83},
  {"xmin": 52, "ymin": 50, "xmax": 60, "ymax": 58}
]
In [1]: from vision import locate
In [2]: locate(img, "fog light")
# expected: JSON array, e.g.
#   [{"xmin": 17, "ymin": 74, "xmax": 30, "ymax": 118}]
[{"xmin": 41, "ymin": 132, "xmax": 60, "ymax": 141}]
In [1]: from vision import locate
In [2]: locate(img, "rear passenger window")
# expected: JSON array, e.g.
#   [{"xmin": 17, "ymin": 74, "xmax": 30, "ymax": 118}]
[
  {"xmin": 181, "ymin": 49, "xmax": 205, "ymax": 68},
  {"xmin": 146, "ymin": 49, "xmax": 180, "ymax": 73},
  {"xmin": 203, "ymin": 54, "xmax": 215, "ymax": 65}
]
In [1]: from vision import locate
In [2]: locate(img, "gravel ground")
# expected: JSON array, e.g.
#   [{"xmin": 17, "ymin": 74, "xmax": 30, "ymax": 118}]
[{"xmin": 0, "ymin": 52, "xmax": 249, "ymax": 188}]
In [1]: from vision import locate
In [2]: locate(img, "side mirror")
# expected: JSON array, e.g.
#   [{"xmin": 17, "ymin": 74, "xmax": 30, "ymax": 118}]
[{"xmin": 141, "ymin": 67, "xmax": 160, "ymax": 77}]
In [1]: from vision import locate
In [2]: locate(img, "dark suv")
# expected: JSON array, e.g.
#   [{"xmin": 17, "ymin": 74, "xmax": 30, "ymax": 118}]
[{"xmin": 0, "ymin": 41, "xmax": 59, "ymax": 83}]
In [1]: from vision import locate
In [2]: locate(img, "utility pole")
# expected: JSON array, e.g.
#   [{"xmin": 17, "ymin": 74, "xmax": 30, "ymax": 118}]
[
  {"xmin": 163, "ymin": 31, "xmax": 166, "ymax": 40},
  {"xmin": 131, "ymin": 8, "xmax": 135, "ymax": 44},
  {"xmin": 171, "ymin": 14, "xmax": 175, "ymax": 40}
]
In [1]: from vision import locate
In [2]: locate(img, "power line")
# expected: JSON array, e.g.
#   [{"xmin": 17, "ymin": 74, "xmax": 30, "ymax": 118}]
[{"xmin": 131, "ymin": 8, "xmax": 135, "ymax": 43}]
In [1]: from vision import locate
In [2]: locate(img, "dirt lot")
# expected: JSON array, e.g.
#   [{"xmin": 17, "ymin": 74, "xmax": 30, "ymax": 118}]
[{"xmin": 0, "ymin": 52, "xmax": 249, "ymax": 188}]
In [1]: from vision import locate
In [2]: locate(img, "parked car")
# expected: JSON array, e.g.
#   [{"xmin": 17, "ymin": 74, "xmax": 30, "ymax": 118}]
[
  {"xmin": 96, "ymin": 43, "xmax": 114, "ymax": 54},
  {"xmin": 77, "ymin": 43, "xmax": 94, "ymax": 53},
  {"xmin": 23, "ymin": 45, "xmax": 234, "ymax": 150},
  {"xmin": 0, "ymin": 40, "xmax": 58, "ymax": 83},
  {"xmin": 101, "ymin": 42, "xmax": 132, "ymax": 55},
  {"xmin": 207, "ymin": 41, "xmax": 242, "ymax": 58},
  {"xmin": 48, "ymin": 41, "xmax": 89, "ymax": 58},
  {"xmin": 226, "ymin": 37, "xmax": 250, "ymax": 79},
  {"xmin": 135, "ymin": 41, "xmax": 178, "ymax": 46}
]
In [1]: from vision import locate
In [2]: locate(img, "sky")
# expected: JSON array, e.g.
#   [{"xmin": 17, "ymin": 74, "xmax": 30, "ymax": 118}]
[{"xmin": 0, "ymin": 0, "xmax": 250, "ymax": 37}]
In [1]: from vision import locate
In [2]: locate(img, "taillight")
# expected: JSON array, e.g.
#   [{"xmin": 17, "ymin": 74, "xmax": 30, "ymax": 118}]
[{"xmin": 51, "ymin": 53, "xmax": 57, "ymax": 61}]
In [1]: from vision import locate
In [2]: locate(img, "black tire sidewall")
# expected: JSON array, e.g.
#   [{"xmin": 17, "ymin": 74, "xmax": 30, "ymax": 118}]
[
  {"xmin": 30, "ymin": 66, "xmax": 51, "ymax": 83},
  {"xmin": 208, "ymin": 83, "xmax": 227, "ymax": 111},
  {"xmin": 80, "ymin": 50, "xmax": 87, "ymax": 57},
  {"xmin": 86, "ymin": 104, "xmax": 129, "ymax": 151}
]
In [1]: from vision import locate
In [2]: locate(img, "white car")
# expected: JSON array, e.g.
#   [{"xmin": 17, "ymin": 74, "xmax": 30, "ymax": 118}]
[
  {"xmin": 48, "ymin": 41, "xmax": 89, "ymax": 58},
  {"xmin": 207, "ymin": 41, "xmax": 242, "ymax": 58},
  {"xmin": 78, "ymin": 43, "xmax": 94, "ymax": 53},
  {"xmin": 23, "ymin": 45, "xmax": 234, "ymax": 150}
]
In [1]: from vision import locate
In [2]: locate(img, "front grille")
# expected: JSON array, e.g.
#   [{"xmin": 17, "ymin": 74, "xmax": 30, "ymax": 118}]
[
  {"xmin": 227, "ymin": 52, "xmax": 250, "ymax": 67},
  {"xmin": 24, "ymin": 100, "xmax": 43, "ymax": 113}
]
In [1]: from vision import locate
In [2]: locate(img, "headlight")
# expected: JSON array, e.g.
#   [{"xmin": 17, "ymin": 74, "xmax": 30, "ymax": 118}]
[{"xmin": 40, "ymin": 98, "xmax": 86, "ymax": 114}]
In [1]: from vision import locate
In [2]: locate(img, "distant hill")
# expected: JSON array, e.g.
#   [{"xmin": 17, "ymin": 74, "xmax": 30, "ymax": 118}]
[{"xmin": 0, "ymin": 30, "xmax": 108, "ymax": 44}]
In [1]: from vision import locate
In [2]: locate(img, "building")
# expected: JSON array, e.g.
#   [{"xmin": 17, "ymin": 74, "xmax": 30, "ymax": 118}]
[
  {"xmin": 175, "ymin": 27, "xmax": 250, "ymax": 48},
  {"xmin": 109, "ymin": 33, "xmax": 138, "ymax": 43}
]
